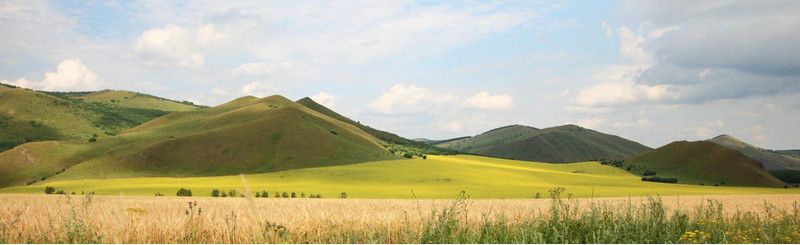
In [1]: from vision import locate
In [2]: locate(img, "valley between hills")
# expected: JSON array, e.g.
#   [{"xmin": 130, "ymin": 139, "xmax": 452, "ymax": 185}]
[{"xmin": 1, "ymin": 83, "xmax": 799, "ymax": 198}]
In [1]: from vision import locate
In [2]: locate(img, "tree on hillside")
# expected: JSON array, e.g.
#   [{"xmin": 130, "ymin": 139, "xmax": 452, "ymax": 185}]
[
  {"xmin": 291, "ymin": 192, "xmax": 296, "ymax": 198},
  {"xmin": 211, "ymin": 189, "xmax": 220, "ymax": 197},
  {"xmin": 262, "ymin": 190, "xmax": 268, "ymax": 198},
  {"xmin": 340, "ymin": 192, "xmax": 347, "ymax": 199},
  {"xmin": 44, "ymin": 186, "xmax": 55, "ymax": 194},
  {"xmin": 176, "ymin": 188, "xmax": 192, "ymax": 196},
  {"xmin": 255, "ymin": 192, "xmax": 260, "ymax": 198},
  {"xmin": 282, "ymin": 192, "xmax": 289, "ymax": 198}
]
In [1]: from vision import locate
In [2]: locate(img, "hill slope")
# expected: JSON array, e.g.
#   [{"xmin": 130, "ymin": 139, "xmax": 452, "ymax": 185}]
[
  {"xmin": 3, "ymin": 155, "xmax": 798, "ymax": 198},
  {"xmin": 0, "ymin": 95, "xmax": 396, "ymax": 187},
  {"xmin": 707, "ymin": 134, "xmax": 800, "ymax": 171},
  {"xmin": 626, "ymin": 141, "xmax": 785, "ymax": 187},
  {"xmin": 69, "ymin": 90, "xmax": 202, "ymax": 111},
  {"xmin": 436, "ymin": 124, "xmax": 651, "ymax": 163},
  {"xmin": 0, "ymin": 87, "xmax": 199, "ymax": 152},
  {"xmin": 296, "ymin": 97, "xmax": 458, "ymax": 156}
]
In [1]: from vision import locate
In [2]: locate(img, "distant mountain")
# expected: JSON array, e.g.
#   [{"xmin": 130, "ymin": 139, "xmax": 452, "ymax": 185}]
[
  {"xmin": 0, "ymin": 85, "xmax": 202, "ymax": 152},
  {"xmin": 436, "ymin": 124, "xmax": 651, "ymax": 163},
  {"xmin": 0, "ymin": 95, "xmax": 396, "ymax": 187},
  {"xmin": 707, "ymin": 134, "xmax": 800, "ymax": 171},
  {"xmin": 773, "ymin": 149, "xmax": 800, "ymax": 159},
  {"xmin": 626, "ymin": 141, "xmax": 785, "ymax": 187},
  {"xmin": 296, "ymin": 97, "xmax": 458, "ymax": 155}
]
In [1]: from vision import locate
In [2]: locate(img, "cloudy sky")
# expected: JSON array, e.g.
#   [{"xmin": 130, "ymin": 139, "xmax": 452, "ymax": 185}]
[{"xmin": 2, "ymin": 0, "xmax": 799, "ymax": 149}]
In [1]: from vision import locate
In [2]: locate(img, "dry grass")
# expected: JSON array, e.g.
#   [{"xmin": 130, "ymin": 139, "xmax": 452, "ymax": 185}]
[{"xmin": 0, "ymin": 193, "xmax": 799, "ymax": 243}]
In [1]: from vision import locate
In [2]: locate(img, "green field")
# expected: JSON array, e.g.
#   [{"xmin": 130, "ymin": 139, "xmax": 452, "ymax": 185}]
[{"xmin": 3, "ymin": 155, "xmax": 798, "ymax": 198}]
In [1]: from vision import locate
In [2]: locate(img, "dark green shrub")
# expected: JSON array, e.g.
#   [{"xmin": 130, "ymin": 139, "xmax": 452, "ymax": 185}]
[
  {"xmin": 88, "ymin": 137, "xmax": 97, "ymax": 142},
  {"xmin": 641, "ymin": 176, "xmax": 678, "ymax": 183},
  {"xmin": 291, "ymin": 192, "xmax": 296, "ymax": 198},
  {"xmin": 423, "ymin": 155, "xmax": 427, "ymax": 159},
  {"xmin": 211, "ymin": 189, "xmax": 220, "ymax": 197},
  {"xmin": 177, "ymin": 188, "xmax": 193, "ymax": 196},
  {"xmin": 643, "ymin": 170, "xmax": 657, "ymax": 176},
  {"xmin": 403, "ymin": 153, "xmax": 413, "ymax": 158},
  {"xmin": 340, "ymin": 192, "xmax": 347, "ymax": 199},
  {"xmin": 255, "ymin": 192, "xmax": 260, "ymax": 198},
  {"xmin": 45, "ymin": 186, "xmax": 55, "ymax": 194},
  {"xmin": 228, "ymin": 190, "xmax": 237, "ymax": 197},
  {"xmin": 221, "ymin": 192, "xmax": 227, "ymax": 197},
  {"xmin": 282, "ymin": 192, "xmax": 289, "ymax": 198},
  {"xmin": 55, "ymin": 190, "xmax": 66, "ymax": 194},
  {"xmin": 262, "ymin": 190, "xmax": 268, "ymax": 198}
]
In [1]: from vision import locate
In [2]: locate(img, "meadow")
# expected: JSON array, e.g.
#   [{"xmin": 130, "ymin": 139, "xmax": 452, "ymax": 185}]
[
  {"xmin": 0, "ymin": 193, "xmax": 798, "ymax": 243},
  {"xmin": 2, "ymin": 155, "xmax": 799, "ymax": 198}
]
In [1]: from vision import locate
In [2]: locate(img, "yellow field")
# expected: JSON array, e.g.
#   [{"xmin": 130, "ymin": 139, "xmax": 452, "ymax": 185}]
[
  {"xmin": 2, "ymin": 155, "xmax": 799, "ymax": 198},
  {"xmin": 0, "ymin": 194, "xmax": 798, "ymax": 243}
]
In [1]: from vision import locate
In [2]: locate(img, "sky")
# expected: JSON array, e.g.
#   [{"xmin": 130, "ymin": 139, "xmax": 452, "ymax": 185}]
[{"xmin": 1, "ymin": 0, "xmax": 799, "ymax": 150}]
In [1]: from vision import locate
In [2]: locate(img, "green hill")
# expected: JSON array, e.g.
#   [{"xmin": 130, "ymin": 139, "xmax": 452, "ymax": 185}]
[
  {"xmin": 69, "ymin": 90, "xmax": 202, "ymax": 111},
  {"xmin": 436, "ymin": 124, "xmax": 651, "ymax": 163},
  {"xmin": 625, "ymin": 141, "xmax": 785, "ymax": 187},
  {"xmin": 0, "ymin": 86, "xmax": 199, "ymax": 152},
  {"xmin": 3, "ymin": 155, "xmax": 798, "ymax": 198},
  {"xmin": 707, "ymin": 134, "xmax": 800, "ymax": 171},
  {"xmin": 296, "ymin": 97, "xmax": 458, "ymax": 156},
  {"xmin": 0, "ymin": 95, "xmax": 397, "ymax": 187}
]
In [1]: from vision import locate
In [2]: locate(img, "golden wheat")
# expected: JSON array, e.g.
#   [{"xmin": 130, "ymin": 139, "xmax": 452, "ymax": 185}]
[{"xmin": 0, "ymin": 194, "xmax": 798, "ymax": 243}]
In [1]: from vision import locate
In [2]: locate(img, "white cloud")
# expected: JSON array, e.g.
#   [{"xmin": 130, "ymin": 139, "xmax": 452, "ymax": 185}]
[
  {"xmin": 462, "ymin": 92, "xmax": 513, "ymax": 110},
  {"xmin": 240, "ymin": 81, "xmax": 286, "ymax": 98},
  {"xmin": 311, "ymin": 92, "xmax": 336, "ymax": 108},
  {"xmin": 566, "ymin": 117, "xmax": 606, "ymax": 129},
  {"xmin": 601, "ymin": 21, "xmax": 612, "ymax": 37},
  {"xmin": 688, "ymin": 127, "xmax": 712, "ymax": 138},
  {"xmin": 2, "ymin": 59, "xmax": 105, "ymax": 91},
  {"xmin": 748, "ymin": 124, "xmax": 767, "ymax": 144},
  {"xmin": 368, "ymin": 84, "xmax": 455, "ymax": 114},
  {"xmin": 133, "ymin": 24, "xmax": 225, "ymax": 68},
  {"xmin": 232, "ymin": 62, "xmax": 291, "ymax": 77},
  {"xmin": 574, "ymin": 79, "xmax": 680, "ymax": 107},
  {"xmin": 612, "ymin": 118, "xmax": 654, "ymax": 128}
]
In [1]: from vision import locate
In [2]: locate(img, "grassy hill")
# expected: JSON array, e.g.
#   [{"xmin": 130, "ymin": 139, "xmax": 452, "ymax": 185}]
[
  {"xmin": 707, "ymin": 134, "xmax": 800, "ymax": 171},
  {"xmin": 68, "ymin": 90, "xmax": 202, "ymax": 111},
  {"xmin": 2, "ymin": 155, "xmax": 797, "ymax": 198},
  {"xmin": 296, "ymin": 97, "xmax": 458, "ymax": 156},
  {"xmin": 436, "ymin": 124, "xmax": 651, "ymax": 163},
  {"xmin": 0, "ymin": 95, "xmax": 397, "ymax": 187},
  {"xmin": 625, "ymin": 141, "xmax": 786, "ymax": 187},
  {"xmin": 0, "ymin": 86, "xmax": 200, "ymax": 152}
]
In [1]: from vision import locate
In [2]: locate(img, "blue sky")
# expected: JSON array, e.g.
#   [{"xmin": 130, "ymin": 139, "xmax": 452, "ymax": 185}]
[{"xmin": 2, "ymin": 0, "xmax": 799, "ymax": 149}]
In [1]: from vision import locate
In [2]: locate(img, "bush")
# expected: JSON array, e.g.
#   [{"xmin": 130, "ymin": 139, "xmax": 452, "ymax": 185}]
[
  {"xmin": 55, "ymin": 190, "xmax": 66, "ymax": 194},
  {"xmin": 282, "ymin": 192, "xmax": 289, "ymax": 198},
  {"xmin": 176, "ymin": 188, "xmax": 193, "ymax": 196},
  {"xmin": 45, "ymin": 186, "xmax": 55, "ymax": 194},
  {"xmin": 155, "ymin": 192, "xmax": 164, "ymax": 196},
  {"xmin": 262, "ymin": 190, "xmax": 268, "ymax": 198},
  {"xmin": 228, "ymin": 190, "xmax": 237, "ymax": 197},
  {"xmin": 643, "ymin": 170, "xmax": 657, "ymax": 176},
  {"xmin": 255, "ymin": 192, "xmax": 260, "ymax": 198},
  {"xmin": 340, "ymin": 192, "xmax": 347, "ymax": 199},
  {"xmin": 423, "ymin": 155, "xmax": 427, "ymax": 160},
  {"xmin": 88, "ymin": 137, "xmax": 97, "ymax": 142},
  {"xmin": 291, "ymin": 192, "xmax": 296, "ymax": 198},
  {"xmin": 221, "ymin": 192, "xmax": 227, "ymax": 197},
  {"xmin": 275, "ymin": 192, "xmax": 280, "ymax": 198},
  {"xmin": 211, "ymin": 189, "xmax": 220, "ymax": 197},
  {"xmin": 403, "ymin": 153, "xmax": 413, "ymax": 158},
  {"xmin": 641, "ymin": 176, "xmax": 678, "ymax": 184}
]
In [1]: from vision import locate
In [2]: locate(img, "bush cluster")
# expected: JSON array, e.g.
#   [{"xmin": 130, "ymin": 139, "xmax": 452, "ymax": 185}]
[
  {"xmin": 176, "ymin": 188, "xmax": 193, "ymax": 196},
  {"xmin": 641, "ymin": 176, "xmax": 678, "ymax": 183}
]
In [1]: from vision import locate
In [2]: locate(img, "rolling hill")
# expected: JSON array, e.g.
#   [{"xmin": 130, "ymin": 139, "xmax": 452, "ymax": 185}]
[
  {"xmin": 773, "ymin": 149, "xmax": 800, "ymax": 159},
  {"xmin": 0, "ymin": 86, "xmax": 202, "ymax": 152},
  {"xmin": 707, "ymin": 134, "xmax": 800, "ymax": 171},
  {"xmin": 625, "ymin": 141, "xmax": 785, "ymax": 187},
  {"xmin": 3, "ymin": 155, "xmax": 798, "ymax": 198},
  {"xmin": 436, "ymin": 124, "xmax": 651, "ymax": 163},
  {"xmin": 0, "ymin": 95, "xmax": 397, "ymax": 187},
  {"xmin": 67, "ymin": 90, "xmax": 202, "ymax": 111},
  {"xmin": 296, "ymin": 97, "xmax": 458, "ymax": 156}
]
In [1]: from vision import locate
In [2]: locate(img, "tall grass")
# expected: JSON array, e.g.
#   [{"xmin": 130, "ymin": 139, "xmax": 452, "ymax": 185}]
[{"xmin": 0, "ymin": 191, "xmax": 798, "ymax": 243}]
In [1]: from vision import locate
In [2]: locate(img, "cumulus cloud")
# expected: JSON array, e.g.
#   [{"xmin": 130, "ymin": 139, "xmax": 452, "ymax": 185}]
[
  {"xmin": 239, "ymin": 81, "xmax": 286, "ymax": 98},
  {"xmin": 368, "ymin": 84, "xmax": 455, "ymax": 114},
  {"xmin": 612, "ymin": 118, "xmax": 654, "ymax": 129},
  {"xmin": 566, "ymin": 117, "xmax": 606, "ymax": 129},
  {"xmin": 232, "ymin": 62, "xmax": 291, "ymax": 77},
  {"xmin": 133, "ymin": 24, "xmax": 225, "ymax": 68},
  {"xmin": 462, "ymin": 92, "xmax": 513, "ymax": 110},
  {"xmin": 2, "ymin": 59, "xmax": 105, "ymax": 91},
  {"xmin": 573, "ymin": 1, "xmax": 800, "ymax": 109},
  {"xmin": 311, "ymin": 92, "xmax": 336, "ymax": 108}
]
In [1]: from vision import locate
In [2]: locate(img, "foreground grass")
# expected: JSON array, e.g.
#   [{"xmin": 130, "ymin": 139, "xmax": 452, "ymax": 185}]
[
  {"xmin": 3, "ymin": 155, "xmax": 799, "ymax": 198},
  {"xmin": 0, "ymin": 192, "xmax": 799, "ymax": 243}
]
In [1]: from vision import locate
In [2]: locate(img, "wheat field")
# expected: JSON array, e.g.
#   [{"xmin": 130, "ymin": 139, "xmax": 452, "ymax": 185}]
[{"xmin": 1, "ymin": 193, "xmax": 799, "ymax": 243}]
